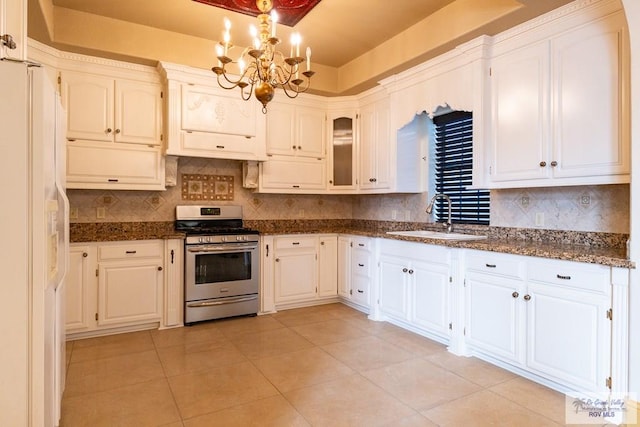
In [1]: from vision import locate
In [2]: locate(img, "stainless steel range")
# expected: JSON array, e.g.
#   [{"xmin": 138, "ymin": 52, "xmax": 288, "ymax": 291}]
[{"xmin": 176, "ymin": 205, "xmax": 260, "ymax": 325}]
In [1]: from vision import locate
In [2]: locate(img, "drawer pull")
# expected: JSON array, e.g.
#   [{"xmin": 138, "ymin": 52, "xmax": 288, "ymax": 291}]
[
  {"xmin": 485, "ymin": 263, "xmax": 496, "ymax": 268},
  {"xmin": 107, "ymin": 178, "xmax": 119, "ymax": 182},
  {"xmin": 357, "ymin": 289, "xmax": 364, "ymax": 293},
  {"xmin": 358, "ymin": 243, "xmax": 365, "ymax": 247},
  {"xmin": 556, "ymin": 274, "xmax": 571, "ymax": 280},
  {"xmin": 292, "ymin": 242, "xmax": 300, "ymax": 245},
  {"xmin": 512, "ymin": 291, "xmax": 519, "ymax": 298},
  {"xmin": 125, "ymin": 250, "xmax": 137, "ymax": 254},
  {"xmin": 358, "ymin": 263, "xmax": 365, "ymax": 267}
]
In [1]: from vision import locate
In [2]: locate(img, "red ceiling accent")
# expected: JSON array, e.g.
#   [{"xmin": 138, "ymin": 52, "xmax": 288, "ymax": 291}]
[{"xmin": 193, "ymin": 0, "xmax": 321, "ymax": 27}]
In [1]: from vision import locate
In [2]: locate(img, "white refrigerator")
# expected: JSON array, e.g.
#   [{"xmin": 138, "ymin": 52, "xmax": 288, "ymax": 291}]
[{"xmin": 0, "ymin": 60, "xmax": 69, "ymax": 426}]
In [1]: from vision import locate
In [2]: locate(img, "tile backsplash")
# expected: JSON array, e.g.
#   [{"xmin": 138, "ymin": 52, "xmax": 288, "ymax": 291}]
[{"xmin": 67, "ymin": 157, "xmax": 630, "ymax": 234}]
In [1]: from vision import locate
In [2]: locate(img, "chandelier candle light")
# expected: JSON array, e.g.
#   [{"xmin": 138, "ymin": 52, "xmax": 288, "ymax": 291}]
[{"xmin": 211, "ymin": 0, "xmax": 315, "ymax": 113}]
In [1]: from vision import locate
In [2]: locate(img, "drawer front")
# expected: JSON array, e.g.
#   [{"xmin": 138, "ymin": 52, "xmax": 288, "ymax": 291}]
[
  {"xmin": 98, "ymin": 241, "xmax": 163, "ymax": 261},
  {"xmin": 527, "ymin": 259, "xmax": 610, "ymax": 294},
  {"xmin": 352, "ymin": 250, "xmax": 371, "ymax": 277},
  {"xmin": 274, "ymin": 236, "xmax": 317, "ymax": 250},
  {"xmin": 466, "ymin": 251, "xmax": 525, "ymax": 279},
  {"xmin": 351, "ymin": 238, "xmax": 370, "ymax": 251}
]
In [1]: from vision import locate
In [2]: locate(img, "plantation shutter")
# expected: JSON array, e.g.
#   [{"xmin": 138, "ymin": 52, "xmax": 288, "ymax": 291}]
[{"xmin": 433, "ymin": 111, "xmax": 490, "ymax": 225}]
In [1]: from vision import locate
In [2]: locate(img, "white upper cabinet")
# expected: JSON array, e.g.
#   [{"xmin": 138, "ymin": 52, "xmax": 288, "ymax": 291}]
[
  {"xmin": 359, "ymin": 97, "xmax": 391, "ymax": 190},
  {"xmin": 0, "ymin": 0, "xmax": 26, "ymax": 60},
  {"xmin": 159, "ymin": 61, "xmax": 267, "ymax": 161},
  {"xmin": 266, "ymin": 100, "xmax": 326, "ymax": 158},
  {"xmin": 61, "ymin": 71, "xmax": 162, "ymax": 146},
  {"xmin": 327, "ymin": 109, "xmax": 358, "ymax": 191},
  {"xmin": 488, "ymin": 10, "xmax": 629, "ymax": 188}
]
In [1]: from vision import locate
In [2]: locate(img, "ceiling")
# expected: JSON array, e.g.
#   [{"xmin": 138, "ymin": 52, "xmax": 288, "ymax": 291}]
[{"xmin": 47, "ymin": 0, "xmax": 572, "ymax": 68}]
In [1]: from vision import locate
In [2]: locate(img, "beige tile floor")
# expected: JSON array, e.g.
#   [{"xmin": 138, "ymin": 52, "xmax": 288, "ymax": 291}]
[{"xmin": 60, "ymin": 303, "xmax": 626, "ymax": 426}]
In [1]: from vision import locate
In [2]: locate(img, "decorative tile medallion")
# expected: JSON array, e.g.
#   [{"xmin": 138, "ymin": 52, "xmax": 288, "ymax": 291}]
[{"xmin": 181, "ymin": 174, "xmax": 235, "ymax": 200}]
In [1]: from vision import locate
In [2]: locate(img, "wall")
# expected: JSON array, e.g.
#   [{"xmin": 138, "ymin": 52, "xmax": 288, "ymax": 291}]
[
  {"xmin": 351, "ymin": 185, "xmax": 630, "ymax": 233},
  {"xmin": 67, "ymin": 157, "xmax": 354, "ymax": 222},
  {"xmin": 69, "ymin": 154, "xmax": 630, "ymax": 235}
]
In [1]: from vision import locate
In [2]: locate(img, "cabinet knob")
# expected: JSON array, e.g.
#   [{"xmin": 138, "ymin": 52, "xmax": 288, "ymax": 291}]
[
  {"xmin": 106, "ymin": 128, "xmax": 112, "ymax": 134},
  {"xmin": 329, "ymin": 180, "xmax": 333, "ymax": 184},
  {"xmin": 157, "ymin": 266, "xmax": 163, "ymax": 271},
  {"xmin": 115, "ymin": 129, "xmax": 121, "ymax": 134},
  {"xmin": 402, "ymin": 267, "xmax": 408, "ymax": 273},
  {"xmin": 512, "ymin": 291, "xmax": 519, "ymax": 298},
  {"xmin": 523, "ymin": 294, "xmax": 531, "ymax": 301},
  {"xmin": 292, "ymin": 145, "xmax": 297, "ymax": 149},
  {"xmin": 408, "ymin": 269, "xmax": 414, "ymax": 274},
  {"xmin": 320, "ymin": 241, "xmax": 325, "ymax": 245},
  {"xmin": 550, "ymin": 161, "xmax": 558, "ymax": 167},
  {"xmin": 82, "ymin": 252, "xmax": 88, "ymax": 258},
  {"xmin": 539, "ymin": 161, "xmax": 546, "ymax": 167},
  {"xmin": 298, "ymin": 146, "xmax": 302, "ymax": 150},
  {"xmin": 275, "ymin": 258, "xmax": 280, "ymax": 262}
]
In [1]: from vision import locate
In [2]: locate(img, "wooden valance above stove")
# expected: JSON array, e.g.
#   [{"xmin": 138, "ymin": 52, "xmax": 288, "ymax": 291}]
[{"xmin": 192, "ymin": 0, "xmax": 321, "ymax": 27}]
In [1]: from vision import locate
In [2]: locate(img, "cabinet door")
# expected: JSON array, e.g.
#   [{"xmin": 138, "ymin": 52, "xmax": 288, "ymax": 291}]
[
  {"xmin": 489, "ymin": 42, "xmax": 550, "ymax": 183},
  {"xmin": 259, "ymin": 156, "xmax": 326, "ymax": 191},
  {"xmin": 378, "ymin": 254, "xmax": 409, "ymax": 320},
  {"xmin": 465, "ymin": 272, "xmax": 524, "ymax": 364},
  {"xmin": 61, "ymin": 71, "xmax": 114, "ymax": 142},
  {"xmin": 65, "ymin": 245, "xmax": 96, "ymax": 332},
  {"xmin": 337, "ymin": 236, "xmax": 351, "ymax": 298},
  {"xmin": 115, "ymin": 79, "xmax": 162, "ymax": 145},
  {"xmin": 181, "ymin": 83, "xmax": 256, "ymax": 137},
  {"xmin": 97, "ymin": 261, "xmax": 163, "ymax": 326},
  {"xmin": 266, "ymin": 101, "xmax": 295, "ymax": 155},
  {"xmin": 66, "ymin": 141, "xmax": 165, "ymax": 190},
  {"xmin": 411, "ymin": 260, "xmax": 450, "ymax": 339},
  {"xmin": 296, "ymin": 106, "xmax": 326, "ymax": 158},
  {"xmin": 274, "ymin": 250, "xmax": 317, "ymax": 303},
  {"xmin": 328, "ymin": 112, "xmax": 357, "ymax": 190},
  {"xmin": 163, "ymin": 239, "xmax": 183, "ymax": 328},
  {"xmin": 318, "ymin": 236, "xmax": 338, "ymax": 297},
  {"xmin": 0, "ymin": 0, "xmax": 26, "ymax": 60},
  {"xmin": 359, "ymin": 100, "xmax": 390, "ymax": 189},
  {"xmin": 551, "ymin": 12, "xmax": 629, "ymax": 179},
  {"xmin": 525, "ymin": 282, "xmax": 611, "ymax": 392}
]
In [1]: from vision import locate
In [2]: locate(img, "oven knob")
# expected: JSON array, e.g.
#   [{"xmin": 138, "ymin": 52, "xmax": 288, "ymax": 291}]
[
  {"xmin": 221, "ymin": 236, "xmax": 227, "ymax": 242},
  {"xmin": 236, "ymin": 235, "xmax": 242, "ymax": 241},
  {"xmin": 206, "ymin": 236, "xmax": 212, "ymax": 243},
  {"xmin": 199, "ymin": 237, "xmax": 204, "ymax": 243}
]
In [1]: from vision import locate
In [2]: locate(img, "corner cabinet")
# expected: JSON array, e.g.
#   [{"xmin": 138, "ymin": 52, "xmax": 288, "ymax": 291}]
[
  {"xmin": 60, "ymin": 61, "xmax": 165, "ymax": 191},
  {"xmin": 267, "ymin": 234, "xmax": 339, "ymax": 309},
  {"xmin": 488, "ymin": 11, "xmax": 629, "ymax": 188},
  {"xmin": 158, "ymin": 61, "xmax": 267, "ymax": 161}
]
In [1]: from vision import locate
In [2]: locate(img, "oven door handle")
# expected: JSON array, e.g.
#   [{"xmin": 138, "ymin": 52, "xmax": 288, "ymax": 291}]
[
  {"xmin": 187, "ymin": 244, "xmax": 257, "ymax": 253},
  {"xmin": 186, "ymin": 295, "xmax": 258, "ymax": 307}
]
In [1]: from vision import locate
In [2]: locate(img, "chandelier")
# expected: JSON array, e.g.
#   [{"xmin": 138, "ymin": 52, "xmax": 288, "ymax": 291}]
[{"xmin": 211, "ymin": 0, "xmax": 315, "ymax": 113}]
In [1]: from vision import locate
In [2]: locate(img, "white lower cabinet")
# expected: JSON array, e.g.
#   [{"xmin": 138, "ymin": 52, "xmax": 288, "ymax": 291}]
[
  {"xmin": 66, "ymin": 240, "xmax": 168, "ymax": 337},
  {"xmin": 270, "ymin": 234, "xmax": 338, "ymax": 309},
  {"xmin": 464, "ymin": 250, "xmax": 613, "ymax": 393},
  {"xmin": 378, "ymin": 239, "xmax": 451, "ymax": 342}
]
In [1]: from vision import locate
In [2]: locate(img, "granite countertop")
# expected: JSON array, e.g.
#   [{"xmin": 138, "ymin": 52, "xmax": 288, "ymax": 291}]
[{"xmin": 70, "ymin": 220, "xmax": 633, "ymax": 269}]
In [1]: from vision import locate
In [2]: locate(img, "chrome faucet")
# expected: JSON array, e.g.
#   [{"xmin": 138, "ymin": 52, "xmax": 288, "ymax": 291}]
[{"xmin": 426, "ymin": 193, "xmax": 453, "ymax": 233}]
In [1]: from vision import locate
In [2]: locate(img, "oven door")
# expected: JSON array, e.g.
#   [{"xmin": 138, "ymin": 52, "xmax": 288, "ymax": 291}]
[{"xmin": 185, "ymin": 241, "xmax": 259, "ymax": 302}]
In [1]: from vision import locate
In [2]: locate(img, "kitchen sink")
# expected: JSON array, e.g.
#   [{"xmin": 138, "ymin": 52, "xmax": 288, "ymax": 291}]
[{"xmin": 386, "ymin": 230, "xmax": 488, "ymax": 241}]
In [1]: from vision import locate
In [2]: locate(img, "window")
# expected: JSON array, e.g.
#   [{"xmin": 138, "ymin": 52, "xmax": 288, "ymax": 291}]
[{"xmin": 432, "ymin": 111, "xmax": 489, "ymax": 225}]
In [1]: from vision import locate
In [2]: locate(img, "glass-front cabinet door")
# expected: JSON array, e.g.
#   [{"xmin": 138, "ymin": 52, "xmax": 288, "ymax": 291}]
[{"xmin": 328, "ymin": 110, "xmax": 357, "ymax": 191}]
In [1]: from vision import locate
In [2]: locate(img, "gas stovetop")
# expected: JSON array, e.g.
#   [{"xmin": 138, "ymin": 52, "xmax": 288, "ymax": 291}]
[{"xmin": 175, "ymin": 205, "xmax": 258, "ymax": 237}]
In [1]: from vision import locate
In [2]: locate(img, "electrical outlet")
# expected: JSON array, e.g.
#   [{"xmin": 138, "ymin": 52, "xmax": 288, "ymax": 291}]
[
  {"xmin": 96, "ymin": 207, "xmax": 106, "ymax": 219},
  {"xmin": 581, "ymin": 195, "xmax": 591, "ymax": 205},
  {"xmin": 69, "ymin": 207, "xmax": 79, "ymax": 220},
  {"xmin": 535, "ymin": 212, "xmax": 544, "ymax": 227}
]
